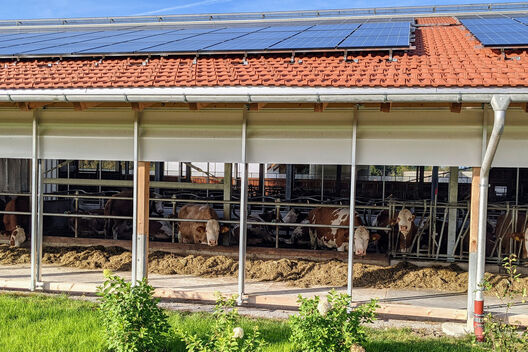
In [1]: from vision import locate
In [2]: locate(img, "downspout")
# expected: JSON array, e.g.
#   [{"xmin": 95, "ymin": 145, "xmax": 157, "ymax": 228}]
[{"xmin": 474, "ymin": 95, "xmax": 510, "ymax": 341}]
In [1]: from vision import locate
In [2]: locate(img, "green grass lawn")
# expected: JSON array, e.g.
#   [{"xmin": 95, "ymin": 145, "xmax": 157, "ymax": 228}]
[{"xmin": 0, "ymin": 293, "xmax": 486, "ymax": 352}]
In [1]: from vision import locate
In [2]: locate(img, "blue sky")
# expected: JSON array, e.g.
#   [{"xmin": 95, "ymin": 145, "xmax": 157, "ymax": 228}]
[{"xmin": 0, "ymin": 0, "xmax": 522, "ymax": 20}]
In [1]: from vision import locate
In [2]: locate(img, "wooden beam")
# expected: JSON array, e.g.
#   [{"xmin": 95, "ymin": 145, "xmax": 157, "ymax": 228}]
[
  {"xmin": 249, "ymin": 103, "xmax": 266, "ymax": 111},
  {"xmin": 380, "ymin": 102, "xmax": 391, "ymax": 113},
  {"xmin": 450, "ymin": 103, "xmax": 462, "ymax": 113},
  {"xmin": 314, "ymin": 103, "xmax": 328, "ymax": 112},
  {"xmin": 469, "ymin": 167, "xmax": 480, "ymax": 253},
  {"xmin": 136, "ymin": 161, "xmax": 150, "ymax": 281},
  {"xmin": 17, "ymin": 102, "xmax": 30, "ymax": 111},
  {"xmin": 524, "ymin": 103, "xmax": 528, "ymax": 113},
  {"xmin": 188, "ymin": 103, "xmax": 199, "ymax": 111}
]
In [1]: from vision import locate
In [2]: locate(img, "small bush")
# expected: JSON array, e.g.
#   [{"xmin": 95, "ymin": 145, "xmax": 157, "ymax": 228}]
[
  {"xmin": 289, "ymin": 290, "xmax": 378, "ymax": 352},
  {"xmin": 178, "ymin": 293, "xmax": 266, "ymax": 352},
  {"xmin": 481, "ymin": 254, "xmax": 528, "ymax": 352},
  {"xmin": 97, "ymin": 272, "xmax": 170, "ymax": 352}
]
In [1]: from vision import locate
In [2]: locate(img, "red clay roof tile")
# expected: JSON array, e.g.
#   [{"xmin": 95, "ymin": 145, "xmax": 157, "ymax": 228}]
[{"xmin": 0, "ymin": 18, "xmax": 526, "ymax": 89}]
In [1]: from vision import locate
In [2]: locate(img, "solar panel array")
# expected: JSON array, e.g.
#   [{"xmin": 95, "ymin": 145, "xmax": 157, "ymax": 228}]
[
  {"xmin": 460, "ymin": 16, "xmax": 528, "ymax": 47},
  {"xmin": 0, "ymin": 20, "xmax": 412, "ymax": 57}
]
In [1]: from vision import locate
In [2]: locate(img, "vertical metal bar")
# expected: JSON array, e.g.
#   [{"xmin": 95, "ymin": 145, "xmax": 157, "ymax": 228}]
[
  {"xmin": 74, "ymin": 190, "xmax": 79, "ymax": 238},
  {"xmin": 285, "ymin": 164, "xmax": 293, "ymax": 205},
  {"xmin": 30, "ymin": 110, "xmax": 39, "ymax": 291},
  {"xmin": 515, "ymin": 168, "xmax": 520, "ymax": 206},
  {"xmin": 36, "ymin": 159, "xmax": 43, "ymax": 282},
  {"xmin": 347, "ymin": 107, "xmax": 358, "ymax": 298},
  {"xmin": 223, "ymin": 163, "xmax": 233, "ymax": 221},
  {"xmin": 237, "ymin": 109, "xmax": 248, "ymax": 305},
  {"xmin": 321, "ymin": 165, "xmax": 324, "ymax": 202},
  {"xmin": 131, "ymin": 112, "xmax": 139, "ymax": 286},
  {"xmin": 382, "ymin": 165, "xmax": 386, "ymax": 206}
]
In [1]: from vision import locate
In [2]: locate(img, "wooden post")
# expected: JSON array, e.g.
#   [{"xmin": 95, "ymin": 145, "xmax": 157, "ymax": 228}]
[
  {"xmin": 447, "ymin": 166, "xmax": 459, "ymax": 261},
  {"xmin": 136, "ymin": 161, "xmax": 150, "ymax": 281},
  {"xmin": 467, "ymin": 167, "xmax": 480, "ymax": 329}
]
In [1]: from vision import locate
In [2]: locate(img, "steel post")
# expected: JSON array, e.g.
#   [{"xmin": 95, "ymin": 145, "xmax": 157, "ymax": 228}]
[
  {"xmin": 237, "ymin": 109, "xmax": 248, "ymax": 305},
  {"xmin": 131, "ymin": 112, "xmax": 139, "ymax": 286},
  {"xmin": 30, "ymin": 110, "xmax": 39, "ymax": 291},
  {"xmin": 347, "ymin": 107, "xmax": 358, "ymax": 298}
]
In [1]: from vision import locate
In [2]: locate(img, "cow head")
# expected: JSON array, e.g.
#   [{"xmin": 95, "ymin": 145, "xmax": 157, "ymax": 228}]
[
  {"xmin": 151, "ymin": 194, "xmax": 164, "ymax": 215},
  {"xmin": 282, "ymin": 209, "xmax": 299, "ymax": 224},
  {"xmin": 353, "ymin": 226, "xmax": 370, "ymax": 256},
  {"xmin": 9, "ymin": 226, "xmax": 26, "ymax": 247},
  {"xmin": 397, "ymin": 209, "xmax": 415, "ymax": 236},
  {"xmin": 197, "ymin": 219, "xmax": 222, "ymax": 246}
]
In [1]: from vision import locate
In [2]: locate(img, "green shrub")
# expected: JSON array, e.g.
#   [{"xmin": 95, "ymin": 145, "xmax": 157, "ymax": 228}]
[
  {"xmin": 481, "ymin": 254, "xmax": 528, "ymax": 352},
  {"xmin": 97, "ymin": 272, "xmax": 170, "ymax": 352},
  {"xmin": 178, "ymin": 293, "xmax": 266, "ymax": 352},
  {"xmin": 289, "ymin": 290, "xmax": 378, "ymax": 352}
]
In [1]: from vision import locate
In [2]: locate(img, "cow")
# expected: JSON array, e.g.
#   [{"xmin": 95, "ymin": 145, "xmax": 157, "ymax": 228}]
[
  {"xmin": 395, "ymin": 208, "xmax": 417, "ymax": 253},
  {"xmin": 371, "ymin": 209, "xmax": 397, "ymax": 253},
  {"xmin": 177, "ymin": 204, "xmax": 229, "ymax": 246},
  {"xmin": 3, "ymin": 196, "xmax": 30, "ymax": 247},
  {"xmin": 67, "ymin": 208, "xmax": 105, "ymax": 237},
  {"xmin": 149, "ymin": 220, "xmax": 173, "ymax": 241},
  {"xmin": 307, "ymin": 207, "xmax": 378, "ymax": 252},
  {"xmin": 495, "ymin": 213, "xmax": 528, "ymax": 259},
  {"xmin": 104, "ymin": 190, "xmax": 164, "ymax": 239}
]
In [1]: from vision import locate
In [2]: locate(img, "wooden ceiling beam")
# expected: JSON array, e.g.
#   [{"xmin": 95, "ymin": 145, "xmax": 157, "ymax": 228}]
[
  {"xmin": 380, "ymin": 102, "xmax": 391, "ymax": 113},
  {"xmin": 450, "ymin": 102, "xmax": 462, "ymax": 113}
]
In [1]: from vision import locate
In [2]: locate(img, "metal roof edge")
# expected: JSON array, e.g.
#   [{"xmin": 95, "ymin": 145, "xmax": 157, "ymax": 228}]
[{"xmin": 1, "ymin": 87, "xmax": 528, "ymax": 103}]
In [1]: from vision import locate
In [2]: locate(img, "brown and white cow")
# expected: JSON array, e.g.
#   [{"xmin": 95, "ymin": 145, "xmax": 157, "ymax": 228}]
[
  {"xmin": 67, "ymin": 208, "xmax": 106, "ymax": 237},
  {"xmin": 395, "ymin": 208, "xmax": 417, "ymax": 253},
  {"xmin": 495, "ymin": 213, "xmax": 528, "ymax": 259},
  {"xmin": 307, "ymin": 207, "xmax": 378, "ymax": 254},
  {"xmin": 177, "ymin": 204, "xmax": 229, "ymax": 246},
  {"xmin": 104, "ymin": 190, "xmax": 164, "ymax": 239},
  {"xmin": 3, "ymin": 196, "xmax": 30, "ymax": 247}
]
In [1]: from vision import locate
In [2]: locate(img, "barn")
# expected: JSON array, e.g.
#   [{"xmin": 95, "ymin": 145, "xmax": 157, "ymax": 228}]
[{"xmin": 1, "ymin": 2, "xmax": 528, "ymax": 339}]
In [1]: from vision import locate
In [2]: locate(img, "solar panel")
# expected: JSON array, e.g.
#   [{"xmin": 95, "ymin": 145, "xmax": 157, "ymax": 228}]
[
  {"xmin": 460, "ymin": 17, "xmax": 528, "ymax": 46},
  {"xmin": 338, "ymin": 21, "xmax": 411, "ymax": 48},
  {"xmin": 0, "ymin": 19, "xmax": 413, "ymax": 56},
  {"xmin": 514, "ymin": 17, "xmax": 528, "ymax": 25},
  {"xmin": 203, "ymin": 31, "xmax": 299, "ymax": 51},
  {"xmin": 270, "ymin": 29, "xmax": 359, "ymax": 49},
  {"xmin": 2, "ymin": 30, "xmax": 141, "ymax": 55}
]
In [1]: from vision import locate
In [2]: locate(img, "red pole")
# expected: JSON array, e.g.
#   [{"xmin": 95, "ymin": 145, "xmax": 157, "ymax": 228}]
[{"xmin": 474, "ymin": 300, "xmax": 484, "ymax": 341}]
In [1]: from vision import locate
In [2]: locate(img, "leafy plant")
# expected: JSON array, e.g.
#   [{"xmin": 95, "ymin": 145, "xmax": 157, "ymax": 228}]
[
  {"xmin": 178, "ymin": 293, "xmax": 266, "ymax": 352},
  {"xmin": 289, "ymin": 290, "xmax": 378, "ymax": 352},
  {"xmin": 481, "ymin": 254, "xmax": 528, "ymax": 352},
  {"xmin": 97, "ymin": 271, "xmax": 170, "ymax": 352}
]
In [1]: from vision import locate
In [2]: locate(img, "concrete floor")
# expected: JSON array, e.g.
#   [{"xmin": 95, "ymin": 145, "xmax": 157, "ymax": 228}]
[{"xmin": 1, "ymin": 264, "xmax": 527, "ymax": 324}]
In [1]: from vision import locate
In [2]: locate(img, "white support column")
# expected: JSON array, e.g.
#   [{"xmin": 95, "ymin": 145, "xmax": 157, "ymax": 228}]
[
  {"xmin": 131, "ymin": 112, "xmax": 140, "ymax": 286},
  {"xmin": 30, "ymin": 109, "xmax": 40, "ymax": 291},
  {"xmin": 467, "ymin": 107, "xmax": 489, "ymax": 330},
  {"xmin": 237, "ymin": 109, "xmax": 248, "ymax": 305},
  {"xmin": 347, "ymin": 107, "xmax": 358, "ymax": 298},
  {"xmin": 447, "ymin": 166, "xmax": 459, "ymax": 262},
  {"xmin": 36, "ymin": 159, "xmax": 43, "ymax": 282}
]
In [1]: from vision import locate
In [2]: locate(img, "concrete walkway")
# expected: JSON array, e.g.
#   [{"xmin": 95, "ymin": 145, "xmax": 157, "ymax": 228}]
[{"xmin": 1, "ymin": 264, "xmax": 528, "ymax": 325}]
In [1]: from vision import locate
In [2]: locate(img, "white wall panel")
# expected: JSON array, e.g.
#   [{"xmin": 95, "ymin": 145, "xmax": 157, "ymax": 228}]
[{"xmin": 0, "ymin": 106, "xmax": 526, "ymax": 167}]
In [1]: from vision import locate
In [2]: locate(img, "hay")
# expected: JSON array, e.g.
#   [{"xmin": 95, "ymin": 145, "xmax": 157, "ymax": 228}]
[{"xmin": 0, "ymin": 244, "xmax": 526, "ymax": 293}]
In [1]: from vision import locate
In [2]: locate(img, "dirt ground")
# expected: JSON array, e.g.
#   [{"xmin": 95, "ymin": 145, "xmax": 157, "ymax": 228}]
[{"xmin": 1, "ymin": 244, "xmax": 526, "ymax": 293}]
